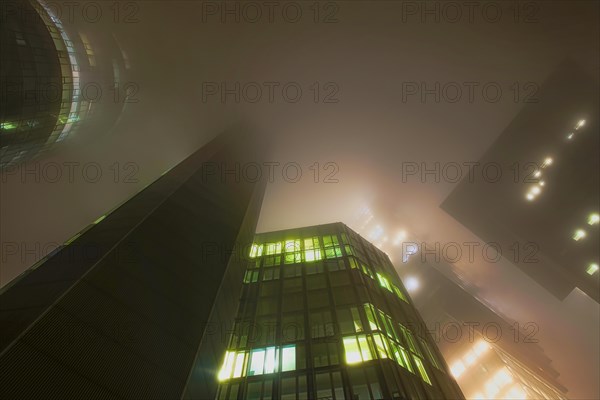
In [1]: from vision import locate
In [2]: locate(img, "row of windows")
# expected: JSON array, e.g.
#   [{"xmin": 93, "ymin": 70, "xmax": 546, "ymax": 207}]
[
  {"xmin": 249, "ymin": 234, "xmax": 347, "ymax": 264},
  {"xmin": 342, "ymin": 333, "xmax": 431, "ymax": 385},
  {"xmin": 219, "ymin": 345, "xmax": 297, "ymax": 381}
]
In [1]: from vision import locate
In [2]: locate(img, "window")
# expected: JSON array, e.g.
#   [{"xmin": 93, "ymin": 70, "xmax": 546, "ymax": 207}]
[
  {"xmin": 219, "ymin": 345, "xmax": 296, "ymax": 380},
  {"xmin": 244, "ymin": 270, "xmax": 259, "ymax": 283},
  {"xmin": 348, "ymin": 257, "xmax": 359, "ymax": 269},
  {"xmin": 390, "ymin": 342, "xmax": 414, "ymax": 373},
  {"xmin": 364, "ymin": 304, "xmax": 380, "ymax": 331},
  {"xmin": 343, "ymin": 334, "xmax": 373, "ymax": 364},
  {"xmin": 250, "ymin": 243, "xmax": 263, "ymax": 258},
  {"xmin": 376, "ymin": 273, "xmax": 392, "ymax": 291},
  {"xmin": 413, "ymin": 356, "xmax": 432, "ymax": 385},
  {"xmin": 281, "ymin": 345, "xmax": 296, "ymax": 371},
  {"xmin": 264, "ymin": 255, "xmax": 281, "ymax": 267},
  {"xmin": 310, "ymin": 310, "xmax": 334, "ymax": 338},
  {"xmin": 360, "ymin": 263, "xmax": 375, "ymax": 279},
  {"xmin": 283, "ymin": 292, "xmax": 304, "ymax": 312},
  {"xmin": 306, "ymin": 274, "xmax": 326, "ymax": 290},
  {"xmin": 284, "ymin": 239, "xmax": 301, "ymax": 264},
  {"xmin": 304, "ymin": 237, "xmax": 322, "ymax": 262},
  {"xmin": 265, "ymin": 242, "xmax": 282, "ymax": 255},
  {"xmin": 262, "ymin": 268, "xmax": 280, "ymax": 282},
  {"xmin": 393, "ymin": 284, "xmax": 409, "ymax": 303},
  {"xmin": 323, "ymin": 234, "xmax": 343, "ymax": 259},
  {"xmin": 398, "ymin": 324, "xmax": 421, "ymax": 357},
  {"xmin": 372, "ymin": 333, "xmax": 390, "ymax": 359}
]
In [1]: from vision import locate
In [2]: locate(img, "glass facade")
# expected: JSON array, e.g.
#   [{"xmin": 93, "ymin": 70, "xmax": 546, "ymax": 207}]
[{"xmin": 216, "ymin": 223, "xmax": 464, "ymax": 399}]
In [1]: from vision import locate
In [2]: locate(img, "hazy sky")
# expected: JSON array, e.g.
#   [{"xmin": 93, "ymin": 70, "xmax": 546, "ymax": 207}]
[{"xmin": 1, "ymin": 1, "xmax": 599, "ymax": 398}]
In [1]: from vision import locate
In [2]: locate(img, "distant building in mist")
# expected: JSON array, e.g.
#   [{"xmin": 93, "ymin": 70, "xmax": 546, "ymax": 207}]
[
  {"xmin": 401, "ymin": 256, "xmax": 568, "ymax": 400},
  {"xmin": 215, "ymin": 223, "xmax": 464, "ymax": 400},
  {"xmin": 1, "ymin": 0, "xmax": 130, "ymax": 167},
  {"xmin": 441, "ymin": 60, "xmax": 599, "ymax": 303},
  {"xmin": 0, "ymin": 128, "xmax": 266, "ymax": 399}
]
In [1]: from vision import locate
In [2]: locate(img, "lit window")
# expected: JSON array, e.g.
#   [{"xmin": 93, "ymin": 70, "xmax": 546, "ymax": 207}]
[
  {"xmin": 587, "ymin": 263, "xmax": 598, "ymax": 276},
  {"xmin": 376, "ymin": 273, "xmax": 392, "ymax": 292},
  {"xmin": 351, "ymin": 307, "xmax": 363, "ymax": 332},
  {"xmin": 218, "ymin": 351, "xmax": 236, "ymax": 381},
  {"xmin": 323, "ymin": 234, "xmax": 343, "ymax": 258},
  {"xmin": 413, "ymin": 356, "xmax": 432, "ymax": 385},
  {"xmin": 343, "ymin": 337, "xmax": 362, "ymax": 364},
  {"xmin": 343, "ymin": 335, "xmax": 373, "ymax": 364},
  {"xmin": 250, "ymin": 244, "xmax": 263, "ymax": 258},
  {"xmin": 573, "ymin": 229, "xmax": 586, "ymax": 241},
  {"xmin": 304, "ymin": 237, "xmax": 322, "ymax": 262},
  {"xmin": 265, "ymin": 242, "xmax": 282, "ymax": 255},
  {"xmin": 372, "ymin": 333, "xmax": 390, "ymax": 359},
  {"xmin": 588, "ymin": 213, "xmax": 599, "ymax": 226},
  {"xmin": 284, "ymin": 239, "xmax": 301, "ymax": 264},
  {"xmin": 264, "ymin": 347, "xmax": 277, "ymax": 374},
  {"xmin": 280, "ymin": 345, "xmax": 296, "ymax": 372},
  {"xmin": 363, "ymin": 304, "xmax": 380, "ymax": 331},
  {"xmin": 392, "ymin": 344, "xmax": 414, "ymax": 373},
  {"xmin": 248, "ymin": 349, "xmax": 266, "ymax": 376}
]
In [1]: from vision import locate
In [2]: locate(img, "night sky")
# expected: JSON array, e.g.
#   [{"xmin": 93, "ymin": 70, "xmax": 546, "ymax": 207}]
[{"xmin": 1, "ymin": 1, "xmax": 598, "ymax": 398}]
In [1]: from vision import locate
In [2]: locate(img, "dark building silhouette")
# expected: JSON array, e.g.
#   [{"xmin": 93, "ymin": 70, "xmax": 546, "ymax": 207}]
[
  {"xmin": 441, "ymin": 60, "xmax": 600, "ymax": 303},
  {"xmin": 0, "ymin": 128, "xmax": 267, "ymax": 399},
  {"xmin": 215, "ymin": 223, "xmax": 464, "ymax": 400}
]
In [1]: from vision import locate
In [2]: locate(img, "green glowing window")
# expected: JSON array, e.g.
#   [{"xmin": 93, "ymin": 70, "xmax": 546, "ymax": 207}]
[
  {"xmin": 249, "ymin": 244, "xmax": 263, "ymax": 258},
  {"xmin": 323, "ymin": 234, "xmax": 343, "ymax": 259},
  {"xmin": 390, "ymin": 343, "xmax": 414, "ymax": 373},
  {"xmin": 413, "ymin": 356, "xmax": 432, "ymax": 385},
  {"xmin": 376, "ymin": 273, "xmax": 392, "ymax": 292},
  {"xmin": 344, "ymin": 245, "xmax": 355, "ymax": 256},
  {"xmin": 281, "ymin": 345, "xmax": 296, "ymax": 372},
  {"xmin": 393, "ymin": 285, "xmax": 409, "ymax": 303},
  {"xmin": 361, "ymin": 263, "xmax": 375, "ymax": 279},
  {"xmin": 304, "ymin": 237, "xmax": 322, "ymax": 262},
  {"xmin": 284, "ymin": 239, "xmax": 302, "ymax": 264},
  {"xmin": 244, "ymin": 270, "xmax": 259, "ymax": 283},
  {"xmin": 348, "ymin": 257, "xmax": 359, "ymax": 269},
  {"xmin": 363, "ymin": 304, "xmax": 380, "ymax": 331},
  {"xmin": 265, "ymin": 242, "xmax": 282, "ymax": 255},
  {"xmin": 372, "ymin": 333, "xmax": 390, "ymax": 359},
  {"xmin": 247, "ymin": 346, "xmax": 282, "ymax": 376},
  {"xmin": 378, "ymin": 310, "xmax": 398, "ymax": 341}
]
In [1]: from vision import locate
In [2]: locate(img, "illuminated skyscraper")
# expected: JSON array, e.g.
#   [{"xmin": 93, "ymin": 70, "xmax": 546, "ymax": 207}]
[
  {"xmin": 1, "ymin": 0, "xmax": 129, "ymax": 167},
  {"xmin": 441, "ymin": 60, "xmax": 599, "ymax": 302},
  {"xmin": 214, "ymin": 223, "xmax": 464, "ymax": 400},
  {"xmin": 0, "ymin": 128, "xmax": 266, "ymax": 399}
]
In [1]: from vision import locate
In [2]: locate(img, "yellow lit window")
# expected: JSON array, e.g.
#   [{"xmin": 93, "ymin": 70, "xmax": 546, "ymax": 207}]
[
  {"xmin": 413, "ymin": 356, "xmax": 432, "ymax": 385},
  {"xmin": 265, "ymin": 242, "xmax": 282, "ymax": 255},
  {"xmin": 284, "ymin": 239, "xmax": 301, "ymax": 264},
  {"xmin": 304, "ymin": 237, "xmax": 322, "ymax": 262},
  {"xmin": 249, "ymin": 243, "xmax": 263, "ymax": 258}
]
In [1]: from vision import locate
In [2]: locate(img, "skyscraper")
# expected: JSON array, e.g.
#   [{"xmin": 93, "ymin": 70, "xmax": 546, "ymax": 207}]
[
  {"xmin": 1, "ymin": 0, "xmax": 130, "ymax": 167},
  {"xmin": 399, "ymin": 256, "xmax": 568, "ymax": 399},
  {"xmin": 441, "ymin": 60, "xmax": 599, "ymax": 302},
  {"xmin": 214, "ymin": 223, "xmax": 464, "ymax": 400},
  {"xmin": 0, "ymin": 127, "xmax": 267, "ymax": 399}
]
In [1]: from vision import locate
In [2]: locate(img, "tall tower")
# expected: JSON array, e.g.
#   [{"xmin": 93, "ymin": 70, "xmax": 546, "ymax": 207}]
[
  {"xmin": 215, "ymin": 223, "xmax": 464, "ymax": 400},
  {"xmin": 0, "ymin": 127, "xmax": 267, "ymax": 399}
]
